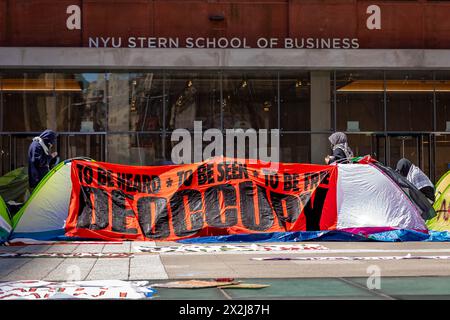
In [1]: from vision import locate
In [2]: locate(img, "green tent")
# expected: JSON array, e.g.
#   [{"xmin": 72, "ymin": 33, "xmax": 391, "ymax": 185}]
[
  {"xmin": 435, "ymin": 170, "xmax": 450, "ymax": 200},
  {"xmin": 0, "ymin": 167, "xmax": 29, "ymax": 203},
  {"xmin": 427, "ymin": 184, "xmax": 450, "ymax": 231},
  {"xmin": 0, "ymin": 195, "xmax": 12, "ymax": 242},
  {"xmin": 425, "ymin": 170, "xmax": 450, "ymax": 231},
  {"xmin": 11, "ymin": 158, "xmax": 93, "ymax": 241}
]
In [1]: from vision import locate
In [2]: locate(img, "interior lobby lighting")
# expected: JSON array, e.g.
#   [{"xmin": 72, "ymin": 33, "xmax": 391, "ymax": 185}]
[
  {"xmin": 337, "ymin": 80, "xmax": 450, "ymax": 93},
  {"xmin": 1, "ymin": 79, "xmax": 82, "ymax": 92}
]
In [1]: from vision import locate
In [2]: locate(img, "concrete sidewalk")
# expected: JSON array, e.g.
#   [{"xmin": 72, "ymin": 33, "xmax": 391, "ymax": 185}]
[{"xmin": 1, "ymin": 241, "xmax": 450, "ymax": 282}]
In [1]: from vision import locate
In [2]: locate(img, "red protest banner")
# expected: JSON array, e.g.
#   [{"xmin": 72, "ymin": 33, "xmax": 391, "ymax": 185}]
[{"xmin": 65, "ymin": 158, "xmax": 338, "ymax": 241}]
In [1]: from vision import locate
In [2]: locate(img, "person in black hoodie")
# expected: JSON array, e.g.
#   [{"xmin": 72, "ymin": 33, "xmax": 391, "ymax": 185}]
[
  {"xmin": 396, "ymin": 158, "xmax": 435, "ymax": 203},
  {"xmin": 28, "ymin": 129, "xmax": 58, "ymax": 189}
]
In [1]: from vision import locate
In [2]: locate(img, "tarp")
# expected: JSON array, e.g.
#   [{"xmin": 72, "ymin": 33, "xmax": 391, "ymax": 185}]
[
  {"xmin": 6, "ymin": 157, "xmax": 436, "ymax": 242},
  {"xmin": 0, "ymin": 195, "xmax": 12, "ymax": 242},
  {"xmin": 0, "ymin": 280, "xmax": 155, "ymax": 300},
  {"xmin": 66, "ymin": 158, "xmax": 338, "ymax": 241},
  {"xmin": 178, "ymin": 229, "xmax": 450, "ymax": 243}
]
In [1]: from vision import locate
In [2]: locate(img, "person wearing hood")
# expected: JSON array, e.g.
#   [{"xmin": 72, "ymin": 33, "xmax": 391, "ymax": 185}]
[
  {"xmin": 28, "ymin": 129, "xmax": 58, "ymax": 189},
  {"xmin": 396, "ymin": 158, "xmax": 435, "ymax": 203},
  {"xmin": 325, "ymin": 132, "xmax": 354, "ymax": 164}
]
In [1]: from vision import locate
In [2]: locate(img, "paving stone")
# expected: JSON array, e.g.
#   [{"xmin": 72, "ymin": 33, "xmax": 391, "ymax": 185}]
[
  {"xmin": 45, "ymin": 245, "xmax": 79, "ymax": 254},
  {"xmin": 73, "ymin": 244, "xmax": 105, "ymax": 253},
  {"xmin": 15, "ymin": 245, "xmax": 52, "ymax": 253},
  {"xmin": 1, "ymin": 258, "xmax": 64, "ymax": 281},
  {"xmin": 102, "ymin": 242, "xmax": 131, "ymax": 253},
  {"xmin": 85, "ymin": 258, "xmax": 129, "ymax": 280},
  {"xmin": 0, "ymin": 259, "xmax": 32, "ymax": 278},
  {"xmin": 44, "ymin": 258, "xmax": 98, "ymax": 281},
  {"xmin": 129, "ymin": 255, "xmax": 168, "ymax": 280}
]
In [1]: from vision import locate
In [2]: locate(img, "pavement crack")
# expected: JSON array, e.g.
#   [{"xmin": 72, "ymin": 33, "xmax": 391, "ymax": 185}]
[
  {"xmin": 158, "ymin": 255, "xmax": 171, "ymax": 280},
  {"xmin": 218, "ymin": 287, "xmax": 233, "ymax": 300},
  {"xmin": 44, "ymin": 242, "xmax": 81, "ymax": 281},
  {"xmin": 43, "ymin": 258, "xmax": 66, "ymax": 281},
  {"xmin": 128, "ymin": 257, "xmax": 132, "ymax": 280},
  {"xmin": 338, "ymin": 277, "xmax": 396, "ymax": 300},
  {"xmin": 1, "ymin": 259, "xmax": 33, "ymax": 279},
  {"xmin": 84, "ymin": 258, "xmax": 99, "ymax": 281}
]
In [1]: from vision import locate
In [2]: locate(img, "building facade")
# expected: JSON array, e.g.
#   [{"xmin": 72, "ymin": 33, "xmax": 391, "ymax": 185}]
[{"xmin": 0, "ymin": 0, "xmax": 449, "ymax": 182}]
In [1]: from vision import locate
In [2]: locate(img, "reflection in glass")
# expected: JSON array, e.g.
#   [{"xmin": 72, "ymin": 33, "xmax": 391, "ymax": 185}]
[
  {"xmin": 108, "ymin": 73, "xmax": 163, "ymax": 132},
  {"xmin": 345, "ymin": 134, "xmax": 372, "ymax": 158},
  {"xmin": 370, "ymin": 134, "xmax": 386, "ymax": 165},
  {"xmin": 436, "ymin": 92, "xmax": 450, "ymax": 132},
  {"xmin": 107, "ymin": 134, "xmax": 165, "ymax": 166},
  {"xmin": 58, "ymin": 134, "xmax": 105, "ymax": 162},
  {"xmin": 435, "ymin": 72, "xmax": 450, "ymax": 132},
  {"xmin": 0, "ymin": 135, "xmax": 10, "ymax": 175},
  {"xmin": 222, "ymin": 72, "xmax": 278, "ymax": 130},
  {"xmin": 280, "ymin": 133, "xmax": 310, "ymax": 163},
  {"xmin": 10, "ymin": 135, "xmax": 36, "ymax": 172},
  {"xmin": 55, "ymin": 73, "xmax": 106, "ymax": 132},
  {"xmin": 386, "ymin": 71, "xmax": 433, "ymax": 132},
  {"xmin": 2, "ymin": 73, "xmax": 56, "ymax": 132},
  {"xmin": 435, "ymin": 135, "xmax": 450, "ymax": 182},
  {"xmin": 389, "ymin": 136, "xmax": 417, "ymax": 168},
  {"xmin": 280, "ymin": 73, "xmax": 310, "ymax": 131},
  {"xmin": 0, "ymin": 69, "xmax": 446, "ymax": 179},
  {"xmin": 166, "ymin": 72, "xmax": 220, "ymax": 130},
  {"xmin": 336, "ymin": 71, "xmax": 384, "ymax": 132}
]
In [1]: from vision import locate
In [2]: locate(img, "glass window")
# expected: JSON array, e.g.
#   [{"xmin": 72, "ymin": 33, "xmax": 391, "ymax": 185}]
[
  {"xmin": 386, "ymin": 134, "xmax": 431, "ymax": 175},
  {"xmin": 370, "ymin": 134, "xmax": 387, "ymax": 165},
  {"xmin": 107, "ymin": 134, "xmax": 165, "ymax": 166},
  {"xmin": 280, "ymin": 72, "xmax": 310, "ymax": 131},
  {"xmin": 54, "ymin": 73, "xmax": 107, "ymax": 132},
  {"xmin": 108, "ymin": 72, "xmax": 163, "ymax": 132},
  {"xmin": 386, "ymin": 71, "xmax": 433, "ymax": 132},
  {"xmin": 0, "ymin": 135, "xmax": 11, "ymax": 176},
  {"xmin": 10, "ymin": 135, "xmax": 37, "ymax": 172},
  {"xmin": 165, "ymin": 71, "xmax": 220, "ymax": 131},
  {"xmin": 222, "ymin": 71, "xmax": 278, "ymax": 130},
  {"xmin": 435, "ymin": 71, "xmax": 450, "ymax": 132},
  {"xmin": 280, "ymin": 133, "xmax": 310, "ymax": 163},
  {"xmin": 435, "ymin": 134, "xmax": 450, "ymax": 183},
  {"xmin": 345, "ymin": 134, "xmax": 376, "ymax": 160},
  {"xmin": 335, "ymin": 71, "xmax": 384, "ymax": 132},
  {"xmin": 58, "ymin": 134, "xmax": 105, "ymax": 162},
  {"xmin": 1, "ymin": 72, "xmax": 56, "ymax": 132}
]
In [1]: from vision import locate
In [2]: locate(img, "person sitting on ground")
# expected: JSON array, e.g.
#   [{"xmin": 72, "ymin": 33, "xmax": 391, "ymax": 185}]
[
  {"xmin": 325, "ymin": 132, "xmax": 354, "ymax": 164},
  {"xmin": 396, "ymin": 158, "xmax": 435, "ymax": 203},
  {"xmin": 28, "ymin": 129, "xmax": 58, "ymax": 190}
]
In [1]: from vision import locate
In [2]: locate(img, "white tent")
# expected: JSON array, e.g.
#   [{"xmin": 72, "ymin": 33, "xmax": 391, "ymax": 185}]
[{"xmin": 337, "ymin": 163, "xmax": 427, "ymax": 230}]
